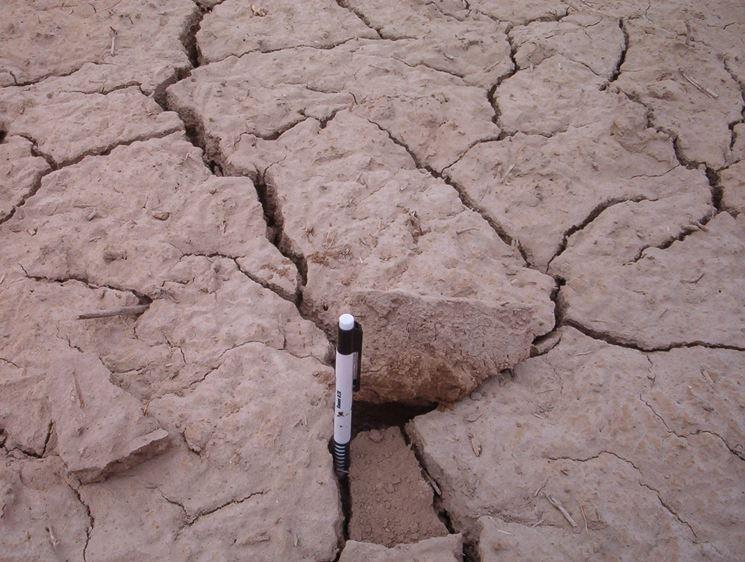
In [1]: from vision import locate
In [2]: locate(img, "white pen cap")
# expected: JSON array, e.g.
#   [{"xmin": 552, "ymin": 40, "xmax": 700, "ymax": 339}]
[{"xmin": 339, "ymin": 313, "xmax": 355, "ymax": 331}]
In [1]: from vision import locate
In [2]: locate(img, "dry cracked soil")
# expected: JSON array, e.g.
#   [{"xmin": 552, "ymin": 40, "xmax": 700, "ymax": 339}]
[{"xmin": 0, "ymin": 0, "xmax": 744, "ymax": 560}]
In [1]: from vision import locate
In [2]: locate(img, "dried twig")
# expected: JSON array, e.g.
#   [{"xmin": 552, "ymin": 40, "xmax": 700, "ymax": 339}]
[
  {"xmin": 46, "ymin": 525, "xmax": 59, "ymax": 549},
  {"xmin": 77, "ymin": 304, "xmax": 149, "ymax": 320},
  {"xmin": 109, "ymin": 26, "xmax": 117, "ymax": 56},
  {"xmin": 422, "ymin": 471, "xmax": 441, "ymax": 496},
  {"xmin": 468, "ymin": 431, "xmax": 482, "ymax": 457},
  {"xmin": 580, "ymin": 503, "xmax": 588, "ymax": 533},
  {"xmin": 534, "ymin": 477, "xmax": 548, "ymax": 497},
  {"xmin": 251, "ymin": 4, "xmax": 267, "ymax": 16},
  {"xmin": 681, "ymin": 71, "xmax": 718, "ymax": 99},
  {"xmin": 72, "ymin": 373, "xmax": 85, "ymax": 409},
  {"xmin": 545, "ymin": 493, "xmax": 578, "ymax": 528}
]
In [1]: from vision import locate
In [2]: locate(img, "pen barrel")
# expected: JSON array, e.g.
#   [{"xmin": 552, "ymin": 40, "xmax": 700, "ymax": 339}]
[
  {"xmin": 333, "ymin": 314, "xmax": 362, "ymax": 477},
  {"xmin": 333, "ymin": 350, "xmax": 355, "ymax": 446}
]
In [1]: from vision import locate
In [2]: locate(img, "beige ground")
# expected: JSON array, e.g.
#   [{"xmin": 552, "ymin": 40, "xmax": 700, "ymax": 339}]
[{"xmin": 0, "ymin": 0, "xmax": 743, "ymax": 560}]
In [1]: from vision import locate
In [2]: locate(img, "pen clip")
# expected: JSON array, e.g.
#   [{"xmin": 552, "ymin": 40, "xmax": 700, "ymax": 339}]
[{"xmin": 352, "ymin": 321, "xmax": 363, "ymax": 392}]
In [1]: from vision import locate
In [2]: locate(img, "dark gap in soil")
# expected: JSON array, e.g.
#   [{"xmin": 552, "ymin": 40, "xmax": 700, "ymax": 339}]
[
  {"xmin": 0, "ymin": 129, "xmax": 6, "ymax": 143},
  {"xmin": 402, "ymin": 423, "xmax": 476, "ymax": 560},
  {"xmin": 254, "ymin": 171, "xmax": 309, "ymax": 289},
  {"xmin": 352, "ymin": 401, "xmax": 436, "ymax": 437},
  {"xmin": 179, "ymin": 4, "xmax": 207, "ymax": 69},
  {"xmin": 605, "ymin": 18, "xmax": 628, "ymax": 86},
  {"xmin": 183, "ymin": 124, "xmax": 204, "ymax": 156},
  {"xmin": 705, "ymin": 167, "xmax": 723, "ymax": 210},
  {"xmin": 152, "ymin": 67, "xmax": 190, "ymax": 111},
  {"xmin": 327, "ymin": 439, "xmax": 352, "ymax": 544},
  {"xmin": 208, "ymin": 159, "xmax": 223, "ymax": 176}
]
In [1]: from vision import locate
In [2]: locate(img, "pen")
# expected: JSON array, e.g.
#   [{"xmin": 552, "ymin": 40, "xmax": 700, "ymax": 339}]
[{"xmin": 333, "ymin": 313, "xmax": 363, "ymax": 477}]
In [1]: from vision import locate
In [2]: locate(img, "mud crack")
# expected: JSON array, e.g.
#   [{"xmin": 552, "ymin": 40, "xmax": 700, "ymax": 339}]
[
  {"xmin": 364, "ymin": 118, "xmax": 529, "ymax": 264},
  {"xmin": 334, "ymin": 1, "xmax": 384, "ymax": 39},
  {"xmin": 562, "ymin": 319, "xmax": 745, "ymax": 353},
  {"xmin": 64, "ymin": 479, "xmax": 94, "ymax": 561}
]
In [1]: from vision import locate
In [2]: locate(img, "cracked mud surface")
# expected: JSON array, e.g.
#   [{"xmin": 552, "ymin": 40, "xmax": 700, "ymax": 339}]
[{"xmin": 1, "ymin": 0, "xmax": 743, "ymax": 559}]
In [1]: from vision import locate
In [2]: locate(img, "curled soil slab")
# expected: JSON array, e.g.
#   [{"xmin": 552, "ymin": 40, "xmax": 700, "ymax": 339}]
[
  {"xmin": 0, "ymin": 278, "xmax": 169, "ymax": 481},
  {"xmin": 408, "ymin": 327, "xmax": 745, "ymax": 559},
  {"xmin": 349, "ymin": 427, "xmax": 447, "ymax": 546},
  {"xmin": 339, "ymin": 533, "xmax": 463, "ymax": 561},
  {"xmin": 0, "ymin": 262, "xmax": 339, "ymax": 559}
]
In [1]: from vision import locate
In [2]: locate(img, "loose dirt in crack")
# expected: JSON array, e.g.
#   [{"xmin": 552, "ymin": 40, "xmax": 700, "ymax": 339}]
[
  {"xmin": 329, "ymin": 398, "xmax": 448, "ymax": 552},
  {"xmin": 347, "ymin": 424, "xmax": 449, "ymax": 547}
]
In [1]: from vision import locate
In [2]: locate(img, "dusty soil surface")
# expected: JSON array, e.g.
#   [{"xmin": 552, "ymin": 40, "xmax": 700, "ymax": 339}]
[{"xmin": 0, "ymin": 0, "xmax": 743, "ymax": 560}]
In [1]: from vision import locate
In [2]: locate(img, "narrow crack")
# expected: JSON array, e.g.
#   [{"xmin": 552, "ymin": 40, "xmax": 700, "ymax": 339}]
[
  {"xmin": 40, "ymin": 422, "xmax": 54, "ymax": 457},
  {"xmin": 640, "ymin": 394, "xmax": 745, "ymax": 462},
  {"xmin": 563, "ymin": 319, "xmax": 745, "ymax": 352},
  {"xmin": 639, "ymin": 481, "xmax": 699, "ymax": 540},
  {"xmin": 204, "ymin": 37, "xmax": 366, "ymax": 66},
  {"xmin": 58, "ymin": 127, "xmax": 184, "ymax": 169},
  {"xmin": 547, "ymin": 195, "xmax": 653, "ymax": 269},
  {"xmin": 490, "ymin": 24, "xmax": 519, "ymax": 137},
  {"xmin": 14, "ymin": 133, "xmax": 57, "ymax": 169},
  {"xmin": 0, "ymin": 161, "xmax": 53, "ymax": 227},
  {"xmin": 547, "ymin": 450, "xmax": 699, "ymax": 540},
  {"xmin": 64, "ymin": 479, "xmax": 94, "ymax": 561},
  {"xmin": 604, "ymin": 19, "xmax": 628, "ymax": 86},
  {"xmin": 1, "ymin": 128, "xmax": 183, "ymax": 227},
  {"xmin": 177, "ymin": 489, "xmax": 268, "ymax": 534},
  {"xmin": 625, "ymin": 207, "xmax": 717, "ymax": 265},
  {"xmin": 21, "ymin": 270, "xmax": 152, "ymax": 305},
  {"xmin": 159, "ymin": 40, "xmax": 332, "ymax": 348},
  {"xmin": 3, "ymin": 60, "xmax": 107, "ymax": 89},
  {"xmin": 334, "ymin": 0, "xmax": 384, "ymax": 39}
]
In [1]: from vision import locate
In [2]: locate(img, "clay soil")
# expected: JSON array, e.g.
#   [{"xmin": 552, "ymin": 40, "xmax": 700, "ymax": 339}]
[{"xmin": 1, "ymin": 0, "xmax": 744, "ymax": 560}]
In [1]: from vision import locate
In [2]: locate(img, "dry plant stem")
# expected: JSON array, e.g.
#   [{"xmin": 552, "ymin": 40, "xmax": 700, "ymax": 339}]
[
  {"xmin": 681, "ymin": 71, "xmax": 718, "ymax": 99},
  {"xmin": 77, "ymin": 304, "xmax": 149, "ymax": 320},
  {"xmin": 545, "ymin": 493, "xmax": 578, "ymax": 528}
]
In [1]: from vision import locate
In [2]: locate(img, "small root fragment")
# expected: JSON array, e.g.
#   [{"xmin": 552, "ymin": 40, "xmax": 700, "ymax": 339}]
[
  {"xmin": 109, "ymin": 27, "xmax": 117, "ymax": 56},
  {"xmin": 77, "ymin": 304, "xmax": 149, "ymax": 320},
  {"xmin": 468, "ymin": 431, "xmax": 482, "ymax": 457},
  {"xmin": 545, "ymin": 493, "xmax": 578, "ymax": 528},
  {"xmin": 680, "ymin": 71, "xmax": 718, "ymax": 99}
]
